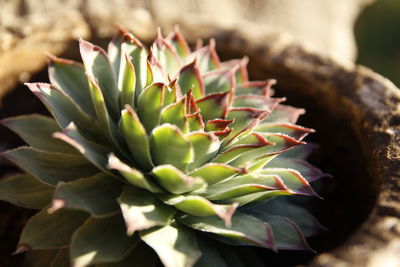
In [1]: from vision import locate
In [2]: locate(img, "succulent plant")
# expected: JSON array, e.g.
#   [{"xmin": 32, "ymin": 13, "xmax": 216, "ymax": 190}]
[{"xmin": 0, "ymin": 27, "xmax": 328, "ymax": 267}]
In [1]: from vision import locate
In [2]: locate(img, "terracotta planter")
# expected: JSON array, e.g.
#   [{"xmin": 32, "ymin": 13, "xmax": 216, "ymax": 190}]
[{"xmin": 0, "ymin": 25, "xmax": 399, "ymax": 266}]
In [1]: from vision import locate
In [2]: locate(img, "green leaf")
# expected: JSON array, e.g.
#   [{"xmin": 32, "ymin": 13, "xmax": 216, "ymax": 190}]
[
  {"xmin": 137, "ymin": 83, "xmax": 165, "ymax": 133},
  {"xmin": 71, "ymin": 215, "xmax": 139, "ymax": 267},
  {"xmin": 161, "ymin": 195, "xmax": 237, "ymax": 226},
  {"xmin": 48, "ymin": 54, "xmax": 96, "ymax": 118},
  {"xmin": 202, "ymin": 173, "xmax": 288, "ymax": 201},
  {"xmin": 119, "ymin": 48, "xmax": 136, "ymax": 108},
  {"xmin": 187, "ymin": 132, "xmax": 219, "ymax": 170},
  {"xmin": 119, "ymin": 105, "xmax": 153, "ymax": 170},
  {"xmin": 79, "ymin": 38, "xmax": 119, "ymax": 120},
  {"xmin": 267, "ymin": 157, "xmax": 329, "ymax": 182},
  {"xmin": 188, "ymin": 163, "xmax": 242, "ymax": 185},
  {"xmin": 234, "ymin": 80, "xmax": 274, "ymax": 96},
  {"xmin": 166, "ymin": 27, "xmax": 191, "ymax": 59},
  {"xmin": 96, "ymin": 241, "xmax": 158, "ymax": 267},
  {"xmin": 203, "ymin": 68, "xmax": 235, "ymax": 95},
  {"xmin": 25, "ymin": 83, "xmax": 101, "ymax": 141},
  {"xmin": 160, "ymin": 97, "xmax": 187, "ymax": 131},
  {"xmin": 262, "ymin": 104, "xmax": 305, "ymax": 124},
  {"xmin": 254, "ymin": 122, "xmax": 314, "ymax": 140},
  {"xmin": 1, "ymin": 147, "xmax": 99, "ymax": 186},
  {"xmin": 53, "ymin": 123, "xmax": 114, "ymax": 175},
  {"xmin": 232, "ymin": 95, "xmax": 280, "ymax": 110},
  {"xmin": 149, "ymin": 124, "xmax": 193, "ymax": 171},
  {"xmin": 280, "ymin": 143, "xmax": 317, "ymax": 160},
  {"xmin": 118, "ymin": 186, "xmax": 175, "ymax": 235},
  {"xmin": 244, "ymin": 207, "xmax": 312, "ymax": 251},
  {"xmin": 204, "ymin": 119, "xmax": 233, "ymax": 132},
  {"xmin": 190, "ymin": 42, "xmax": 220, "ymax": 73},
  {"xmin": 178, "ymin": 59, "xmax": 205, "ymax": 98},
  {"xmin": 179, "ymin": 212, "xmax": 276, "ymax": 250},
  {"xmin": 18, "ymin": 208, "xmax": 88, "ymax": 250},
  {"xmin": 194, "ymin": 237, "xmax": 228, "ymax": 267},
  {"xmin": 250, "ymin": 198, "xmax": 326, "ymax": 238},
  {"xmin": 108, "ymin": 154, "xmax": 162, "ymax": 193},
  {"xmin": 140, "ymin": 223, "xmax": 201, "ymax": 267},
  {"xmin": 151, "ymin": 165, "xmax": 205, "ymax": 194},
  {"xmin": 196, "ymin": 91, "xmax": 232, "ymax": 121},
  {"xmin": 1, "ymin": 114, "xmax": 77, "ymax": 154},
  {"xmin": 0, "ymin": 173, "xmax": 53, "ymax": 209},
  {"xmin": 259, "ymin": 168, "xmax": 319, "ymax": 197},
  {"xmin": 152, "ymin": 31, "xmax": 181, "ymax": 75},
  {"xmin": 51, "ymin": 173, "xmax": 122, "ymax": 217},
  {"xmin": 107, "ymin": 27, "xmax": 125, "ymax": 80}
]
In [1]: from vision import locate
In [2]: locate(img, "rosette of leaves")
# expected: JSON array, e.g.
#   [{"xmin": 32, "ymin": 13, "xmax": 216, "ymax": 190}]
[{"xmin": 0, "ymin": 27, "xmax": 328, "ymax": 267}]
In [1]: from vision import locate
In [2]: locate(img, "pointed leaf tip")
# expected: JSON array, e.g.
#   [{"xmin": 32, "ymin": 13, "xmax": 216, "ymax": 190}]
[{"xmin": 13, "ymin": 244, "xmax": 30, "ymax": 255}]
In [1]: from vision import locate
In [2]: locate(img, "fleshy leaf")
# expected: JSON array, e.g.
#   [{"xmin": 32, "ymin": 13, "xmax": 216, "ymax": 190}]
[
  {"xmin": 202, "ymin": 173, "xmax": 287, "ymax": 201},
  {"xmin": 79, "ymin": 37, "xmax": 119, "ymax": 120},
  {"xmin": 254, "ymin": 123, "xmax": 314, "ymax": 141},
  {"xmin": 107, "ymin": 154, "xmax": 161, "ymax": 193},
  {"xmin": 119, "ymin": 105, "xmax": 153, "ymax": 170},
  {"xmin": 187, "ymin": 132, "xmax": 220, "ymax": 170},
  {"xmin": 267, "ymin": 157, "xmax": 329, "ymax": 182},
  {"xmin": 194, "ymin": 238, "xmax": 228, "ymax": 267},
  {"xmin": 178, "ymin": 59, "xmax": 205, "ymax": 98},
  {"xmin": 149, "ymin": 124, "xmax": 193, "ymax": 171},
  {"xmin": 259, "ymin": 168, "xmax": 319, "ymax": 197},
  {"xmin": 25, "ymin": 83, "xmax": 101, "ymax": 141},
  {"xmin": 204, "ymin": 119, "xmax": 233, "ymax": 132},
  {"xmin": 1, "ymin": 147, "xmax": 99, "ymax": 186},
  {"xmin": 188, "ymin": 163, "xmax": 242, "ymax": 185},
  {"xmin": 235, "ymin": 80, "xmax": 275, "ymax": 97},
  {"xmin": 51, "ymin": 248, "xmax": 70, "ymax": 267},
  {"xmin": 161, "ymin": 195, "xmax": 237, "ymax": 226},
  {"xmin": 244, "ymin": 207, "xmax": 312, "ymax": 251},
  {"xmin": 18, "ymin": 208, "xmax": 88, "ymax": 250},
  {"xmin": 203, "ymin": 68, "xmax": 235, "ymax": 95},
  {"xmin": 160, "ymin": 97, "xmax": 187, "ymax": 131},
  {"xmin": 232, "ymin": 95, "xmax": 281, "ymax": 110},
  {"xmin": 71, "ymin": 215, "xmax": 139, "ymax": 267},
  {"xmin": 137, "ymin": 83, "xmax": 165, "ymax": 133},
  {"xmin": 119, "ymin": 47, "xmax": 136, "ymax": 108},
  {"xmin": 118, "ymin": 186, "xmax": 175, "ymax": 235},
  {"xmin": 140, "ymin": 223, "xmax": 201, "ymax": 267},
  {"xmin": 48, "ymin": 54, "xmax": 96, "ymax": 118},
  {"xmin": 51, "ymin": 173, "xmax": 122, "ymax": 217},
  {"xmin": 196, "ymin": 91, "xmax": 232, "ymax": 121},
  {"xmin": 189, "ymin": 41, "xmax": 220, "ymax": 73},
  {"xmin": 53, "ymin": 123, "xmax": 113, "ymax": 175},
  {"xmin": 179, "ymin": 212, "xmax": 276, "ymax": 250},
  {"xmin": 151, "ymin": 165, "xmax": 205, "ymax": 194},
  {"xmin": 152, "ymin": 30, "xmax": 181, "ymax": 76},
  {"xmin": 166, "ymin": 26, "xmax": 191, "ymax": 59},
  {"xmin": 0, "ymin": 173, "xmax": 53, "ymax": 209},
  {"xmin": 262, "ymin": 104, "xmax": 305, "ymax": 124},
  {"xmin": 1, "ymin": 114, "xmax": 76, "ymax": 154}
]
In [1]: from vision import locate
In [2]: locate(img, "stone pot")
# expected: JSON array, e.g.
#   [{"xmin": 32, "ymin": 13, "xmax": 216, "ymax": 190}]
[{"xmin": 0, "ymin": 24, "xmax": 399, "ymax": 266}]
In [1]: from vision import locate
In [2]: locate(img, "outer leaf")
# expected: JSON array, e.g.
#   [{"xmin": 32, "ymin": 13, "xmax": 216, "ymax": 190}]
[
  {"xmin": 0, "ymin": 173, "xmax": 53, "ymax": 209},
  {"xmin": 203, "ymin": 68, "xmax": 235, "ymax": 95},
  {"xmin": 189, "ymin": 41, "xmax": 220, "ymax": 73},
  {"xmin": 118, "ymin": 186, "xmax": 175, "ymax": 235},
  {"xmin": 187, "ymin": 132, "xmax": 219, "ymax": 170},
  {"xmin": 202, "ymin": 173, "xmax": 288, "ymax": 201},
  {"xmin": 119, "ymin": 106, "xmax": 153, "ymax": 170},
  {"xmin": 151, "ymin": 165, "xmax": 205, "ymax": 194},
  {"xmin": 259, "ymin": 168, "xmax": 319, "ymax": 197},
  {"xmin": 137, "ymin": 83, "xmax": 165, "ymax": 133},
  {"xmin": 71, "ymin": 215, "xmax": 139, "ymax": 267},
  {"xmin": 244, "ymin": 207, "xmax": 312, "ymax": 251},
  {"xmin": 188, "ymin": 163, "xmax": 242, "ymax": 185},
  {"xmin": 254, "ymin": 123, "xmax": 314, "ymax": 141},
  {"xmin": 1, "ymin": 147, "xmax": 99, "ymax": 186},
  {"xmin": 152, "ymin": 30, "xmax": 181, "ymax": 75},
  {"xmin": 166, "ymin": 27, "xmax": 191, "ymax": 59},
  {"xmin": 119, "ymin": 48, "xmax": 136, "ymax": 108},
  {"xmin": 48, "ymin": 54, "xmax": 96, "ymax": 118},
  {"xmin": 1, "ymin": 114, "xmax": 76, "ymax": 154},
  {"xmin": 179, "ymin": 212, "xmax": 276, "ymax": 250},
  {"xmin": 194, "ymin": 238, "xmax": 228, "ymax": 267},
  {"xmin": 108, "ymin": 154, "xmax": 162, "ymax": 193},
  {"xmin": 149, "ymin": 124, "xmax": 193, "ymax": 171},
  {"xmin": 160, "ymin": 97, "xmax": 187, "ymax": 131},
  {"xmin": 96, "ymin": 242, "xmax": 158, "ymax": 267},
  {"xmin": 51, "ymin": 173, "xmax": 122, "ymax": 217},
  {"xmin": 25, "ymin": 83, "xmax": 100, "ymax": 141},
  {"xmin": 79, "ymin": 38, "xmax": 119, "ymax": 120},
  {"xmin": 262, "ymin": 104, "xmax": 305, "ymax": 124},
  {"xmin": 161, "ymin": 195, "xmax": 237, "ymax": 226},
  {"xmin": 53, "ymin": 123, "xmax": 113, "ymax": 175},
  {"xmin": 196, "ymin": 91, "xmax": 232, "ymax": 121},
  {"xmin": 267, "ymin": 157, "xmax": 329, "ymax": 182},
  {"xmin": 17, "ymin": 208, "xmax": 88, "ymax": 251},
  {"xmin": 178, "ymin": 59, "xmax": 205, "ymax": 98},
  {"xmin": 235, "ymin": 80, "xmax": 274, "ymax": 96},
  {"xmin": 140, "ymin": 223, "xmax": 201, "ymax": 267}
]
